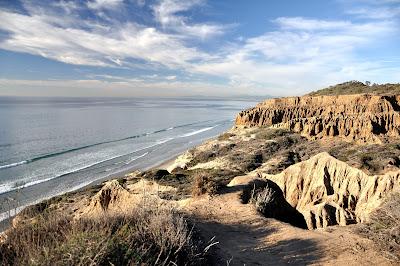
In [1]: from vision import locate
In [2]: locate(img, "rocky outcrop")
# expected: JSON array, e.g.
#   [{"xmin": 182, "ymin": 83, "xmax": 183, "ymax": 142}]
[
  {"xmin": 78, "ymin": 179, "xmax": 177, "ymax": 218},
  {"xmin": 253, "ymin": 152, "xmax": 400, "ymax": 229},
  {"xmin": 235, "ymin": 94, "xmax": 400, "ymax": 143}
]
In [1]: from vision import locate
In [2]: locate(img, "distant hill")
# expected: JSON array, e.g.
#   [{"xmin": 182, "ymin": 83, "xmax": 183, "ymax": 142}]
[{"xmin": 307, "ymin": 81, "xmax": 400, "ymax": 96}]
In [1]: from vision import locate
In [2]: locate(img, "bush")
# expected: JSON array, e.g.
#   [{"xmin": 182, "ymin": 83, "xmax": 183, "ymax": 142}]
[
  {"xmin": 251, "ymin": 185, "xmax": 277, "ymax": 214},
  {"xmin": 217, "ymin": 132, "xmax": 235, "ymax": 141},
  {"xmin": 191, "ymin": 172, "xmax": 219, "ymax": 197},
  {"xmin": 0, "ymin": 206, "xmax": 211, "ymax": 265},
  {"xmin": 255, "ymin": 128, "xmax": 290, "ymax": 140},
  {"xmin": 358, "ymin": 192, "xmax": 400, "ymax": 261},
  {"xmin": 242, "ymin": 180, "xmax": 308, "ymax": 229}
]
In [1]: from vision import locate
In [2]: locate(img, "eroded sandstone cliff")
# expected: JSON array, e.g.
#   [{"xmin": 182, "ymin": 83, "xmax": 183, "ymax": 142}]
[
  {"xmin": 229, "ymin": 152, "xmax": 400, "ymax": 229},
  {"xmin": 259, "ymin": 152, "xmax": 400, "ymax": 229},
  {"xmin": 235, "ymin": 94, "xmax": 400, "ymax": 143}
]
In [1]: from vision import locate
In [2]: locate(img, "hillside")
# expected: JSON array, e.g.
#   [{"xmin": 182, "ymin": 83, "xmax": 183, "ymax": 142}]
[{"xmin": 308, "ymin": 81, "xmax": 400, "ymax": 96}]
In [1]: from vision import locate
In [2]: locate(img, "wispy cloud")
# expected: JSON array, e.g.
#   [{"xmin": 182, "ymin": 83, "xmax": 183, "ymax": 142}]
[
  {"xmin": 193, "ymin": 16, "xmax": 399, "ymax": 95},
  {"xmin": 87, "ymin": 0, "xmax": 124, "ymax": 10},
  {"xmin": 274, "ymin": 17, "xmax": 352, "ymax": 31},
  {"xmin": 0, "ymin": 0, "xmax": 399, "ymax": 96},
  {"xmin": 347, "ymin": 6, "xmax": 400, "ymax": 19},
  {"xmin": 0, "ymin": 5, "xmax": 209, "ymax": 68},
  {"xmin": 152, "ymin": 0, "xmax": 228, "ymax": 39}
]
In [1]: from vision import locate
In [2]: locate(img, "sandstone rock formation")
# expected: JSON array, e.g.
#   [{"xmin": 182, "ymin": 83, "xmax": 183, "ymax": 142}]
[
  {"xmin": 78, "ymin": 179, "xmax": 177, "ymax": 218},
  {"xmin": 235, "ymin": 94, "xmax": 400, "ymax": 143},
  {"xmin": 247, "ymin": 152, "xmax": 400, "ymax": 229}
]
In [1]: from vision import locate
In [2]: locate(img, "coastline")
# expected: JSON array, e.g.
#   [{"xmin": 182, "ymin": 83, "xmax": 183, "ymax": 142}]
[
  {"xmin": 0, "ymin": 152, "xmax": 181, "ymax": 233},
  {"xmin": 0, "ymin": 127, "xmax": 225, "ymax": 232},
  {"xmin": 148, "ymin": 155, "xmax": 178, "ymax": 171},
  {"xmin": 0, "ymin": 129, "xmax": 222, "ymax": 234}
]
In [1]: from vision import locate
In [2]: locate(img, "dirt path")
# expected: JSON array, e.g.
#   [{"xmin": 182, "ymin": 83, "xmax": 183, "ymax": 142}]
[{"xmin": 184, "ymin": 187, "xmax": 393, "ymax": 265}]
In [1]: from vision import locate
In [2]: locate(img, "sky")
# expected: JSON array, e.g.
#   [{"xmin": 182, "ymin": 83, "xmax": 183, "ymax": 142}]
[{"xmin": 0, "ymin": 0, "xmax": 399, "ymax": 97}]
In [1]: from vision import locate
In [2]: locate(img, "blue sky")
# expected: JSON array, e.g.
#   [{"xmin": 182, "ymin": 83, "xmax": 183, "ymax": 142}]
[{"xmin": 0, "ymin": 0, "xmax": 399, "ymax": 97}]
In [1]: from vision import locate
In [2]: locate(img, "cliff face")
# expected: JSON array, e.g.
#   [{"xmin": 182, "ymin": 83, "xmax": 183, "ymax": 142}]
[
  {"xmin": 235, "ymin": 94, "xmax": 400, "ymax": 143},
  {"xmin": 259, "ymin": 152, "xmax": 400, "ymax": 229},
  {"xmin": 228, "ymin": 152, "xmax": 400, "ymax": 230}
]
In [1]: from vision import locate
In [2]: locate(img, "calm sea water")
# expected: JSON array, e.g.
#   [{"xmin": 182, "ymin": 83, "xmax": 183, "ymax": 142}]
[{"xmin": 0, "ymin": 96, "xmax": 256, "ymax": 222}]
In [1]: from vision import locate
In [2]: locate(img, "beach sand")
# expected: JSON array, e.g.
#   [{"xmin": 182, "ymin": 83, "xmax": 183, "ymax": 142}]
[{"xmin": 150, "ymin": 156, "xmax": 177, "ymax": 170}]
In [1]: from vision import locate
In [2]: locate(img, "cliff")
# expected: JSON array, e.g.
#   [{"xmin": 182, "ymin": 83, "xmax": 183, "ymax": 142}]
[
  {"xmin": 257, "ymin": 152, "xmax": 400, "ymax": 229},
  {"xmin": 235, "ymin": 94, "xmax": 400, "ymax": 143}
]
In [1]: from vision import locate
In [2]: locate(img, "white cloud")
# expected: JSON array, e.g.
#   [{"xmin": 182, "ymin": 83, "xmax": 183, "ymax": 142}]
[
  {"xmin": 165, "ymin": 75, "xmax": 177, "ymax": 80},
  {"xmin": 152, "ymin": 0, "xmax": 228, "ymax": 39},
  {"xmin": 274, "ymin": 17, "xmax": 395, "ymax": 34},
  {"xmin": 0, "ymin": 9, "xmax": 209, "ymax": 68},
  {"xmin": 52, "ymin": 1, "xmax": 80, "ymax": 14},
  {"xmin": 192, "ymin": 17, "xmax": 399, "ymax": 95},
  {"xmin": 87, "ymin": 0, "xmax": 124, "ymax": 10},
  {"xmin": 274, "ymin": 17, "xmax": 351, "ymax": 31},
  {"xmin": 347, "ymin": 7, "xmax": 400, "ymax": 19}
]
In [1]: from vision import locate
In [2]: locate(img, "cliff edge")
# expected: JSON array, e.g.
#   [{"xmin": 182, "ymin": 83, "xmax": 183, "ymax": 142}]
[{"xmin": 236, "ymin": 94, "xmax": 400, "ymax": 143}]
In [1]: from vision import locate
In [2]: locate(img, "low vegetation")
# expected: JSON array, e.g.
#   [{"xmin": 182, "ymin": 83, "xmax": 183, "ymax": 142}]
[
  {"xmin": 308, "ymin": 81, "xmax": 400, "ymax": 96},
  {"xmin": 0, "ymin": 206, "xmax": 212, "ymax": 266},
  {"xmin": 251, "ymin": 184, "xmax": 277, "ymax": 214},
  {"xmin": 254, "ymin": 128, "xmax": 290, "ymax": 140},
  {"xmin": 328, "ymin": 142, "xmax": 400, "ymax": 175},
  {"xmin": 178, "ymin": 128, "xmax": 400, "ymax": 182},
  {"xmin": 191, "ymin": 171, "xmax": 220, "ymax": 197},
  {"xmin": 139, "ymin": 168, "xmax": 238, "ymax": 200},
  {"xmin": 217, "ymin": 132, "xmax": 235, "ymax": 141},
  {"xmin": 240, "ymin": 179, "xmax": 308, "ymax": 229},
  {"xmin": 358, "ymin": 192, "xmax": 400, "ymax": 261}
]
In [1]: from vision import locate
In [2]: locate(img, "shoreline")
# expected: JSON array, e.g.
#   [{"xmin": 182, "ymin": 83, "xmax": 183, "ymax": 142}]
[
  {"xmin": 0, "ymin": 152, "xmax": 180, "ymax": 233},
  {"xmin": 0, "ymin": 132, "xmax": 220, "ymax": 234},
  {"xmin": 147, "ymin": 155, "xmax": 178, "ymax": 171}
]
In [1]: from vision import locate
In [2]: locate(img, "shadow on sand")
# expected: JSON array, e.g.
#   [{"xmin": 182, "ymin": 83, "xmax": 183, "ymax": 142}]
[{"xmin": 194, "ymin": 218, "xmax": 322, "ymax": 266}]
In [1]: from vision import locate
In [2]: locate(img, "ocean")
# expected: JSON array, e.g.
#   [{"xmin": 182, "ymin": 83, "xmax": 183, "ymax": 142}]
[{"xmin": 0, "ymin": 96, "xmax": 256, "ymax": 223}]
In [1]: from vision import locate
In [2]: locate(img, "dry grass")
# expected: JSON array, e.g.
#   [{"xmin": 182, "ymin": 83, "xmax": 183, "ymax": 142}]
[
  {"xmin": 241, "ymin": 180, "xmax": 308, "ymax": 229},
  {"xmin": 0, "ymin": 205, "xmax": 212, "ymax": 266},
  {"xmin": 251, "ymin": 184, "xmax": 278, "ymax": 215},
  {"xmin": 358, "ymin": 192, "xmax": 400, "ymax": 261},
  {"xmin": 254, "ymin": 128, "xmax": 290, "ymax": 140},
  {"xmin": 217, "ymin": 132, "xmax": 235, "ymax": 141},
  {"xmin": 191, "ymin": 171, "xmax": 219, "ymax": 197}
]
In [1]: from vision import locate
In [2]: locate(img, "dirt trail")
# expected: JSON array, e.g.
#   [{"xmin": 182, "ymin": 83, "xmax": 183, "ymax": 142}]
[{"xmin": 185, "ymin": 186, "xmax": 393, "ymax": 266}]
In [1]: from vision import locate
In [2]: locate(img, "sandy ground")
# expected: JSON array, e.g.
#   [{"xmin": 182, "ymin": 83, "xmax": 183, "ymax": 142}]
[
  {"xmin": 150, "ymin": 156, "xmax": 178, "ymax": 170},
  {"xmin": 184, "ymin": 186, "xmax": 394, "ymax": 266}
]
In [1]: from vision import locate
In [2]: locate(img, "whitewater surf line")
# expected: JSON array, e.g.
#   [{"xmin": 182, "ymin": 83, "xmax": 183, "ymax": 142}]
[
  {"xmin": 179, "ymin": 125, "xmax": 219, "ymax": 138},
  {"xmin": 0, "ymin": 160, "xmax": 29, "ymax": 170},
  {"xmin": 0, "ymin": 142, "xmax": 166, "ymax": 195},
  {"xmin": 0, "ymin": 123, "xmax": 226, "ymax": 195},
  {"xmin": 0, "ymin": 138, "xmax": 174, "ymax": 195},
  {"xmin": 0, "ymin": 120, "xmax": 213, "ymax": 171}
]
